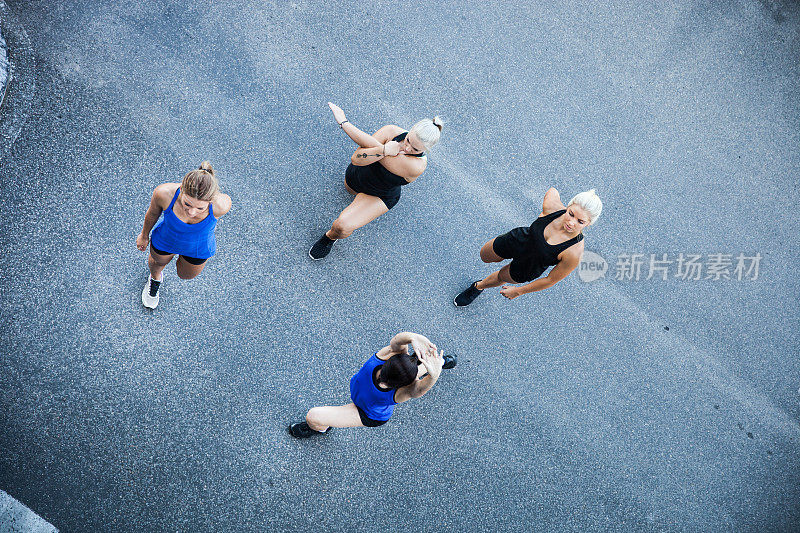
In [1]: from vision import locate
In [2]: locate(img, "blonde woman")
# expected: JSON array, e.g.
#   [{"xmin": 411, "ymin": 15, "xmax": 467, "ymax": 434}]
[
  {"xmin": 454, "ymin": 188, "xmax": 602, "ymax": 306},
  {"xmin": 136, "ymin": 162, "xmax": 232, "ymax": 309},
  {"xmin": 309, "ymin": 102, "xmax": 443, "ymax": 259}
]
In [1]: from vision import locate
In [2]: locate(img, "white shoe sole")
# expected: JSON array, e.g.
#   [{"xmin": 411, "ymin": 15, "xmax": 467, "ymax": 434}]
[{"xmin": 142, "ymin": 280, "xmax": 160, "ymax": 309}]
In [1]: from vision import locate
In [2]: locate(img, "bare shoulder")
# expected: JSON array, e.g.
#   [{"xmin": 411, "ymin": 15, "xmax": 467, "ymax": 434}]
[
  {"xmin": 153, "ymin": 183, "xmax": 180, "ymax": 208},
  {"xmin": 560, "ymin": 239, "xmax": 585, "ymax": 264},
  {"xmin": 381, "ymin": 152, "xmax": 427, "ymax": 181},
  {"xmin": 213, "ymin": 193, "xmax": 232, "ymax": 217},
  {"xmin": 373, "ymin": 124, "xmax": 404, "ymax": 143},
  {"xmin": 542, "ymin": 187, "xmax": 565, "ymax": 216}
]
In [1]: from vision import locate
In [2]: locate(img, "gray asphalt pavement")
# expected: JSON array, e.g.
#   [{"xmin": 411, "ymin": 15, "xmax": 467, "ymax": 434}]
[{"xmin": 1, "ymin": 1, "xmax": 799, "ymax": 531}]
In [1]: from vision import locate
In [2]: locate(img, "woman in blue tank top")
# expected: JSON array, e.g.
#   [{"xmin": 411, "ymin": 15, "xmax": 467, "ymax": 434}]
[
  {"xmin": 289, "ymin": 332, "xmax": 456, "ymax": 438},
  {"xmin": 454, "ymin": 188, "xmax": 602, "ymax": 307},
  {"xmin": 308, "ymin": 102, "xmax": 443, "ymax": 260},
  {"xmin": 135, "ymin": 161, "xmax": 232, "ymax": 309}
]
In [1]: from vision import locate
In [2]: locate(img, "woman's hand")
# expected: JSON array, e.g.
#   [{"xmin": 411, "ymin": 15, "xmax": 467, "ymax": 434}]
[
  {"xmin": 500, "ymin": 285, "xmax": 522, "ymax": 300},
  {"xmin": 383, "ymin": 140, "xmax": 403, "ymax": 157},
  {"xmin": 419, "ymin": 348, "xmax": 444, "ymax": 380},
  {"xmin": 136, "ymin": 233, "xmax": 149, "ymax": 251},
  {"xmin": 410, "ymin": 335, "xmax": 434, "ymax": 359},
  {"xmin": 328, "ymin": 102, "xmax": 347, "ymax": 125}
]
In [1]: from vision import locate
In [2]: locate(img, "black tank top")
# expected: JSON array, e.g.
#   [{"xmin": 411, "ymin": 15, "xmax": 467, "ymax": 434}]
[
  {"xmin": 521, "ymin": 209, "xmax": 584, "ymax": 270},
  {"xmin": 358, "ymin": 132, "xmax": 424, "ymax": 190}
]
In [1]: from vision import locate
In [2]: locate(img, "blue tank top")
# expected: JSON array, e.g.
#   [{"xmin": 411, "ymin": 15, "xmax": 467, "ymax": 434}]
[
  {"xmin": 349, "ymin": 353, "xmax": 397, "ymax": 421},
  {"xmin": 150, "ymin": 188, "xmax": 217, "ymax": 259}
]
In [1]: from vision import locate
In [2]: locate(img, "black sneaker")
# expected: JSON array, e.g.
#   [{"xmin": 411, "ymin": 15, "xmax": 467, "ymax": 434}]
[
  {"xmin": 309, "ymin": 234, "xmax": 336, "ymax": 260},
  {"xmin": 442, "ymin": 354, "xmax": 457, "ymax": 369},
  {"xmin": 454, "ymin": 281, "xmax": 483, "ymax": 307},
  {"xmin": 289, "ymin": 421, "xmax": 330, "ymax": 438}
]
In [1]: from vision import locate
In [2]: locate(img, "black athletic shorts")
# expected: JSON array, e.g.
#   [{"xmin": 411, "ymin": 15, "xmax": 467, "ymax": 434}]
[
  {"xmin": 345, "ymin": 164, "xmax": 402, "ymax": 210},
  {"xmin": 356, "ymin": 405, "xmax": 388, "ymax": 427},
  {"xmin": 150, "ymin": 244, "xmax": 207, "ymax": 265},
  {"xmin": 492, "ymin": 228, "xmax": 547, "ymax": 284}
]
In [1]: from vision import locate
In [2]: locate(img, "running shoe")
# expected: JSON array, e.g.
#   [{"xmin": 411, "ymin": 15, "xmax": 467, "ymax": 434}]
[
  {"xmin": 454, "ymin": 281, "xmax": 483, "ymax": 307},
  {"xmin": 141, "ymin": 275, "xmax": 162, "ymax": 309},
  {"xmin": 442, "ymin": 354, "xmax": 457, "ymax": 369},
  {"xmin": 289, "ymin": 421, "xmax": 329, "ymax": 438},
  {"xmin": 309, "ymin": 234, "xmax": 336, "ymax": 260}
]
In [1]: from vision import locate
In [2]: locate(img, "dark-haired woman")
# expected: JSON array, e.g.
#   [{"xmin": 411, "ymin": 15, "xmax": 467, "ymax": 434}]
[
  {"xmin": 136, "ymin": 161, "xmax": 232, "ymax": 309},
  {"xmin": 289, "ymin": 332, "xmax": 456, "ymax": 438},
  {"xmin": 308, "ymin": 102, "xmax": 443, "ymax": 259}
]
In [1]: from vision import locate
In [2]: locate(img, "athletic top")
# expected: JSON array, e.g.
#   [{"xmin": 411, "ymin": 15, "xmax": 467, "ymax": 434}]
[
  {"xmin": 150, "ymin": 188, "xmax": 217, "ymax": 259},
  {"xmin": 347, "ymin": 132, "xmax": 424, "ymax": 192},
  {"xmin": 349, "ymin": 353, "xmax": 397, "ymax": 422},
  {"xmin": 519, "ymin": 209, "xmax": 583, "ymax": 273}
]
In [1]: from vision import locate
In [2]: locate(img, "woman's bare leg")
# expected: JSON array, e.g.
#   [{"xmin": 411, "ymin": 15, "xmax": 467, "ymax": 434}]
[
  {"xmin": 175, "ymin": 257, "xmax": 207, "ymax": 280},
  {"xmin": 148, "ymin": 247, "xmax": 173, "ymax": 281},
  {"xmin": 480, "ymin": 238, "xmax": 505, "ymax": 263},
  {"xmin": 476, "ymin": 264, "xmax": 515, "ymax": 290},
  {"xmin": 326, "ymin": 193, "xmax": 389, "ymax": 240},
  {"xmin": 306, "ymin": 403, "xmax": 365, "ymax": 432}
]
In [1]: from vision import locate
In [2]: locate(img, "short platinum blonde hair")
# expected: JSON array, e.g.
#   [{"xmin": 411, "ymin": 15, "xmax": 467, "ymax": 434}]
[
  {"xmin": 568, "ymin": 189, "xmax": 602, "ymax": 225},
  {"xmin": 409, "ymin": 116, "xmax": 443, "ymax": 151}
]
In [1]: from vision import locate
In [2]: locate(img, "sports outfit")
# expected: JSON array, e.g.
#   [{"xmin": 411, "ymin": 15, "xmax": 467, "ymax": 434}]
[
  {"xmin": 349, "ymin": 353, "xmax": 399, "ymax": 427},
  {"xmin": 344, "ymin": 132, "xmax": 424, "ymax": 209},
  {"xmin": 150, "ymin": 187, "xmax": 217, "ymax": 263},
  {"xmin": 492, "ymin": 209, "xmax": 583, "ymax": 282}
]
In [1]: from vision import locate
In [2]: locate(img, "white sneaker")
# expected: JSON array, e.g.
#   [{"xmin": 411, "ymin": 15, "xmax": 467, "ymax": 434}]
[{"xmin": 141, "ymin": 275, "xmax": 162, "ymax": 309}]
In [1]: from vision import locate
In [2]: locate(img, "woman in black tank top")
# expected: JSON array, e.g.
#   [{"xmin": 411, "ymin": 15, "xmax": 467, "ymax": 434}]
[
  {"xmin": 454, "ymin": 188, "xmax": 603, "ymax": 306},
  {"xmin": 308, "ymin": 102, "xmax": 443, "ymax": 260}
]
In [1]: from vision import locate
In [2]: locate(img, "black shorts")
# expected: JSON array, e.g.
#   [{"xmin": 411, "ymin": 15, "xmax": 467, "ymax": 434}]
[
  {"xmin": 345, "ymin": 164, "xmax": 401, "ymax": 210},
  {"xmin": 492, "ymin": 228, "xmax": 547, "ymax": 283},
  {"xmin": 150, "ymin": 244, "xmax": 207, "ymax": 265},
  {"xmin": 356, "ymin": 405, "xmax": 388, "ymax": 427}
]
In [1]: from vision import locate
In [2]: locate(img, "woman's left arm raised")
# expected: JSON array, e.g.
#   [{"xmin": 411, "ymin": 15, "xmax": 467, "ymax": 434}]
[{"xmin": 329, "ymin": 102, "xmax": 383, "ymax": 149}]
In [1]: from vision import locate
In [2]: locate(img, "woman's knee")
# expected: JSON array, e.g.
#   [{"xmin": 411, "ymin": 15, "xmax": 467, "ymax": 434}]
[
  {"xmin": 498, "ymin": 265, "xmax": 517, "ymax": 283},
  {"xmin": 306, "ymin": 407, "xmax": 326, "ymax": 428},
  {"xmin": 480, "ymin": 239, "xmax": 502, "ymax": 263},
  {"xmin": 330, "ymin": 217, "xmax": 356, "ymax": 239},
  {"xmin": 176, "ymin": 261, "xmax": 205, "ymax": 279},
  {"xmin": 149, "ymin": 253, "xmax": 171, "ymax": 267}
]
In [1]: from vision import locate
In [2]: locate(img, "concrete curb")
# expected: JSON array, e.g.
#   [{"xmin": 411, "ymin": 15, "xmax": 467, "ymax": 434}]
[
  {"xmin": 0, "ymin": 490, "xmax": 58, "ymax": 532},
  {"xmin": 0, "ymin": 0, "xmax": 35, "ymax": 158},
  {"xmin": 0, "ymin": 10, "xmax": 7, "ymax": 107}
]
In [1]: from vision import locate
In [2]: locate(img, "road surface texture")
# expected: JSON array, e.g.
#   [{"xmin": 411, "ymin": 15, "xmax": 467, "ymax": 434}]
[{"xmin": 1, "ymin": 1, "xmax": 798, "ymax": 531}]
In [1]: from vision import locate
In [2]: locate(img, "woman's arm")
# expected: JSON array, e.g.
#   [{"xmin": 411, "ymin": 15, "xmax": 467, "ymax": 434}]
[
  {"xmin": 135, "ymin": 184, "xmax": 174, "ymax": 250},
  {"xmin": 328, "ymin": 102, "xmax": 383, "ymax": 148},
  {"xmin": 500, "ymin": 248, "xmax": 582, "ymax": 299},
  {"xmin": 327, "ymin": 103, "xmax": 427, "ymax": 179},
  {"xmin": 394, "ymin": 348, "xmax": 444, "ymax": 403},
  {"xmin": 376, "ymin": 331, "xmax": 434, "ymax": 360},
  {"xmin": 212, "ymin": 193, "xmax": 232, "ymax": 217},
  {"xmin": 349, "ymin": 125, "xmax": 401, "ymax": 166},
  {"xmin": 379, "ymin": 151, "xmax": 427, "ymax": 182}
]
